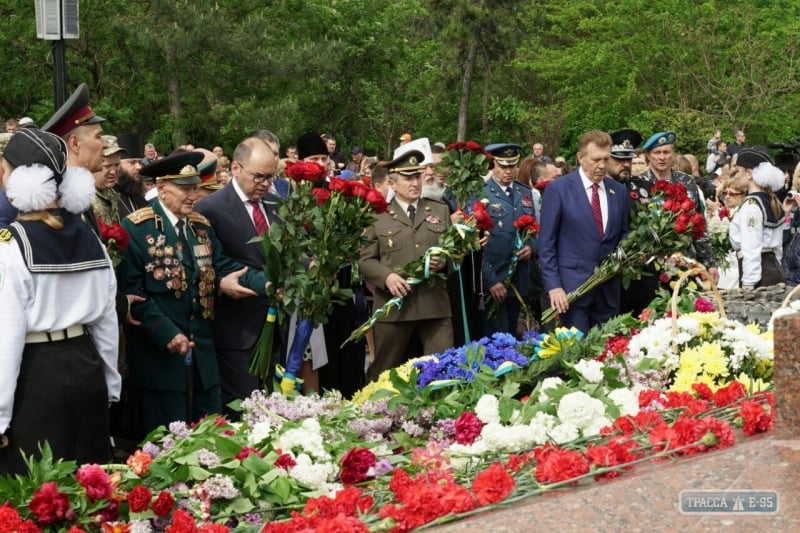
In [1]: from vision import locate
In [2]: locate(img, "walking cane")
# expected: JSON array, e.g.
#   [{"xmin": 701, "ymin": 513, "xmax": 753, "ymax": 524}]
[{"xmin": 184, "ymin": 348, "xmax": 193, "ymax": 423}]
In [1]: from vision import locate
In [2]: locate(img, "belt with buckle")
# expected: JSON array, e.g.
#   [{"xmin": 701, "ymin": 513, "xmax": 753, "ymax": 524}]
[{"xmin": 25, "ymin": 324, "xmax": 87, "ymax": 344}]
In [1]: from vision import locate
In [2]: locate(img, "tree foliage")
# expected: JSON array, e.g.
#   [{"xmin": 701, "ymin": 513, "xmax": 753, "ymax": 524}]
[{"xmin": 1, "ymin": 0, "xmax": 797, "ymax": 157}]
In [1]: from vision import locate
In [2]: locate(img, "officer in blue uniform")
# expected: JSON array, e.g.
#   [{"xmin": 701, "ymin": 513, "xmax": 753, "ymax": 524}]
[{"xmin": 482, "ymin": 143, "xmax": 537, "ymax": 336}]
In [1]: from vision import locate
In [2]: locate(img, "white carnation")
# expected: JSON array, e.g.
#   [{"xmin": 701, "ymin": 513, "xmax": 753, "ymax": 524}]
[
  {"xmin": 529, "ymin": 412, "xmax": 557, "ymax": 445},
  {"xmin": 574, "ymin": 359, "xmax": 604, "ymax": 383},
  {"xmin": 583, "ymin": 416, "xmax": 613, "ymax": 437},
  {"xmin": 608, "ymin": 388, "xmax": 640, "ymax": 417},
  {"xmin": 289, "ymin": 453, "xmax": 336, "ymax": 490},
  {"xmin": 474, "ymin": 395, "xmax": 500, "ymax": 424},
  {"xmin": 247, "ymin": 421, "xmax": 272, "ymax": 445},
  {"xmin": 538, "ymin": 377, "xmax": 564, "ymax": 403},
  {"xmin": 548, "ymin": 422, "xmax": 579, "ymax": 444},
  {"xmin": 556, "ymin": 391, "xmax": 606, "ymax": 430}
]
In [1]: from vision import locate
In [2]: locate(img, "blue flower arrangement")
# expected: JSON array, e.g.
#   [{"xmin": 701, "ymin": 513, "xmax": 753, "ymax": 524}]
[{"xmin": 414, "ymin": 331, "xmax": 540, "ymax": 389}]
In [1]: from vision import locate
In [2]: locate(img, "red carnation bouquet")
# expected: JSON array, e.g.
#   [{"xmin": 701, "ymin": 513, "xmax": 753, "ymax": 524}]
[
  {"xmin": 541, "ymin": 180, "xmax": 703, "ymax": 323},
  {"xmin": 249, "ymin": 161, "xmax": 387, "ymax": 391},
  {"xmin": 96, "ymin": 216, "xmax": 130, "ymax": 267},
  {"xmin": 486, "ymin": 214, "xmax": 540, "ymax": 322}
]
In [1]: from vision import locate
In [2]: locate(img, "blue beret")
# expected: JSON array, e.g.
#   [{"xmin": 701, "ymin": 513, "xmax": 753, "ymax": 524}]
[{"xmin": 642, "ymin": 131, "xmax": 677, "ymax": 152}]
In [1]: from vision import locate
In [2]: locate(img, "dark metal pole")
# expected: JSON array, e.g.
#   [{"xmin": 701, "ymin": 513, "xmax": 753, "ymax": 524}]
[{"xmin": 52, "ymin": 39, "xmax": 68, "ymax": 108}]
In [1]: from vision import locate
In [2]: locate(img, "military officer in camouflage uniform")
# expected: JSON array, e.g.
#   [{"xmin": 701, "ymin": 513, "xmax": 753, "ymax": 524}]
[
  {"xmin": 118, "ymin": 152, "xmax": 268, "ymax": 432},
  {"xmin": 92, "ymin": 136, "xmax": 127, "ymax": 226}
]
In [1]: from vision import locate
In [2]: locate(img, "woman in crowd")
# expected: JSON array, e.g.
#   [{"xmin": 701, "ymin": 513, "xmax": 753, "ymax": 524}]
[
  {"xmin": 729, "ymin": 149, "xmax": 791, "ymax": 288},
  {"xmin": 0, "ymin": 129, "xmax": 120, "ymax": 474}
]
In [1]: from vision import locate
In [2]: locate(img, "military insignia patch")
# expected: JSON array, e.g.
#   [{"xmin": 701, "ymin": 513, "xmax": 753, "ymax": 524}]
[
  {"xmin": 746, "ymin": 215, "xmax": 758, "ymax": 230},
  {"xmin": 0, "ymin": 228, "xmax": 12, "ymax": 243}
]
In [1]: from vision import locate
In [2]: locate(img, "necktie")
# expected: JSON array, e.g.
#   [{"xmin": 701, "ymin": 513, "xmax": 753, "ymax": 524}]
[
  {"xmin": 591, "ymin": 183, "xmax": 604, "ymax": 237},
  {"xmin": 249, "ymin": 200, "xmax": 269, "ymax": 235},
  {"xmin": 506, "ymin": 187, "xmax": 514, "ymax": 204},
  {"xmin": 407, "ymin": 204, "xmax": 416, "ymax": 224},
  {"xmin": 176, "ymin": 219, "xmax": 191, "ymax": 256}
]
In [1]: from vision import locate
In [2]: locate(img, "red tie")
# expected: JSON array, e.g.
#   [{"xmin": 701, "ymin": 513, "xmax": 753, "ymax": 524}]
[
  {"xmin": 591, "ymin": 183, "xmax": 603, "ymax": 237},
  {"xmin": 249, "ymin": 200, "xmax": 269, "ymax": 235}
]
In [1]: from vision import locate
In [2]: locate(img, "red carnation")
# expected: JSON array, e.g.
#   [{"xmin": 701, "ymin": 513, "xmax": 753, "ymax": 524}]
[
  {"xmin": 691, "ymin": 382, "xmax": 713, "ymax": 400},
  {"xmin": 151, "ymin": 490, "xmax": 175, "ymax": 517},
  {"xmin": 695, "ymin": 417, "xmax": 736, "ymax": 452},
  {"xmin": 274, "ymin": 452, "xmax": 296, "ymax": 470},
  {"xmin": 310, "ymin": 187, "xmax": 331, "ymax": 206},
  {"xmin": 75, "ymin": 464, "xmax": 112, "ymax": 502},
  {"xmin": 107, "ymin": 224, "xmax": 130, "ymax": 250},
  {"xmin": 454, "ymin": 411, "xmax": 483, "ymax": 445},
  {"xmin": 584, "ymin": 437, "xmax": 638, "ymax": 480},
  {"xmin": 165, "ymin": 509, "xmax": 196, "ymax": 533},
  {"xmin": 470, "ymin": 200, "xmax": 493, "ymax": 231},
  {"xmin": 0, "ymin": 505, "xmax": 38, "ymax": 533},
  {"xmin": 711, "ymin": 380, "xmax": 746, "ymax": 407},
  {"xmin": 513, "ymin": 214, "xmax": 540, "ymax": 235},
  {"xmin": 303, "ymin": 487, "xmax": 374, "ymax": 518},
  {"xmin": 340, "ymin": 447, "xmax": 377, "ymax": 485},
  {"xmin": 471, "ymin": 462, "xmax": 515, "ymax": 505},
  {"xmin": 235, "ymin": 446, "xmax": 263, "ymax": 461},
  {"xmin": 638, "ymin": 389, "xmax": 662, "ymax": 408},
  {"xmin": 127, "ymin": 484, "xmax": 152, "ymax": 513},
  {"xmin": 365, "ymin": 188, "xmax": 389, "ymax": 214},
  {"xmin": 535, "ymin": 446, "xmax": 589, "ymax": 484},
  {"xmin": 29, "ymin": 482, "xmax": 71, "ymax": 525},
  {"xmin": 738, "ymin": 400, "xmax": 774, "ymax": 435}
]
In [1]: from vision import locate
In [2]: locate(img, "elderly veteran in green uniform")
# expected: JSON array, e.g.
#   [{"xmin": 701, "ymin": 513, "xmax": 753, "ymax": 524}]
[
  {"xmin": 117, "ymin": 152, "xmax": 268, "ymax": 432},
  {"xmin": 359, "ymin": 145, "xmax": 453, "ymax": 381}
]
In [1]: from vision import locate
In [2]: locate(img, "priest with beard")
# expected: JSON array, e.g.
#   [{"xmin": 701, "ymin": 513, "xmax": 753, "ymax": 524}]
[{"xmin": 115, "ymin": 152, "xmax": 147, "ymax": 218}]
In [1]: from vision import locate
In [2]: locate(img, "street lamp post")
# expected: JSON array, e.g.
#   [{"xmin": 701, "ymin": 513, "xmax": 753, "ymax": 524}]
[{"xmin": 35, "ymin": 0, "xmax": 80, "ymax": 108}]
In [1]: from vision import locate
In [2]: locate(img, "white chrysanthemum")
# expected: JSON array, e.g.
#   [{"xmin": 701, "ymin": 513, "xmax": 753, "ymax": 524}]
[
  {"xmin": 556, "ymin": 391, "xmax": 606, "ymax": 430},
  {"xmin": 479, "ymin": 422, "xmax": 537, "ymax": 453},
  {"xmin": 608, "ymin": 388, "xmax": 639, "ymax": 417},
  {"xmin": 474, "ymin": 394, "xmax": 500, "ymax": 424},
  {"xmin": 247, "ymin": 421, "xmax": 273, "ymax": 445},
  {"xmin": 548, "ymin": 422, "xmax": 579, "ymax": 444},
  {"xmin": 583, "ymin": 416, "xmax": 613, "ymax": 437},
  {"xmin": 289, "ymin": 453, "xmax": 336, "ymax": 490},
  {"xmin": 129, "ymin": 521, "xmax": 154, "ymax": 533},
  {"xmin": 5, "ymin": 164, "xmax": 58, "ymax": 212},
  {"xmin": 574, "ymin": 359, "xmax": 604, "ymax": 383},
  {"xmin": 529, "ymin": 412, "xmax": 557, "ymax": 445},
  {"xmin": 58, "ymin": 167, "xmax": 95, "ymax": 213},
  {"xmin": 274, "ymin": 418, "xmax": 329, "ymax": 460},
  {"xmin": 538, "ymin": 376, "xmax": 564, "ymax": 403}
]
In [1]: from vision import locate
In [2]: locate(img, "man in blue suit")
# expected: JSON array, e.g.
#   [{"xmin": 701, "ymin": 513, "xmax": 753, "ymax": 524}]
[
  {"xmin": 482, "ymin": 143, "xmax": 537, "ymax": 336},
  {"xmin": 539, "ymin": 130, "xmax": 629, "ymax": 334}
]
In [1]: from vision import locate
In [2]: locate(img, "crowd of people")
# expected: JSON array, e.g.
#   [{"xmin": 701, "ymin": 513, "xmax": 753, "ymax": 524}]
[{"xmin": 2, "ymin": 84, "xmax": 800, "ymax": 472}]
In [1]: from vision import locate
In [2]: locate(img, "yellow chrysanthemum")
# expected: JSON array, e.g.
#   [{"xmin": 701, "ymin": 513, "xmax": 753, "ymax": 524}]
[
  {"xmin": 677, "ymin": 347, "xmax": 703, "ymax": 375},
  {"xmin": 670, "ymin": 369, "xmax": 698, "ymax": 393},
  {"xmin": 351, "ymin": 356, "xmax": 432, "ymax": 405},
  {"xmin": 735, "ymin": 372, "xmax": 771, "ymax": 394},
  {"xmin": 697, "ymin": 342, "xmax": 729, "ymax": 378},
  {"xmin": 754, "ymin": 359, "xmax": 774, "ymax": 380}
]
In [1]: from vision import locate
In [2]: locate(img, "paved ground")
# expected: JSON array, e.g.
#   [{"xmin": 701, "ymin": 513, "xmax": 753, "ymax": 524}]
[{"xmin": 431, "ymin": 433, "xmax": 799, "ymax": 533}]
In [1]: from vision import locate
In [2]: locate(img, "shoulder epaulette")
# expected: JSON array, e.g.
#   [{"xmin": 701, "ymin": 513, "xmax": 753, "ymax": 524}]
[
  {"xmin": 126, "ymin": 207, "xmax": 156, "ymax": 225},
  {"xmin": 0, "ymin": 227, "xmax": 13, "ymax": 244},
  {"xmin": 188, "ymin": 211, "xmax": 211, "ymax": 227},
  {"xmin": 513, "ymin": 181, "xmax": 532, "ymax": 192}
]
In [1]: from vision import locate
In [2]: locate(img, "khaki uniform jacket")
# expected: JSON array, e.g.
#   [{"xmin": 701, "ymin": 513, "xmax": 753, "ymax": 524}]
[{"xmin": 359, "ymin": 198, "xmax": 452, "ymax": 322}]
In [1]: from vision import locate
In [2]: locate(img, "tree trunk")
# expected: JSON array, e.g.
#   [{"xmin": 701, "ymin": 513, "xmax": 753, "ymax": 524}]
[
  {"xmin": 164, "ymin": 43, "xmax": 184, "ymax": 146},
  {"xmin": 457, "ymin": 37, "xmax": 479, "ymax": 142}
]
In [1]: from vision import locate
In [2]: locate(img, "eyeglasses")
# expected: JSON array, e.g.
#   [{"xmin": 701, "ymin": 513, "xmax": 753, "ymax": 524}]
[{"xmin": 236, "ymin": 162, "xmax": 275, "ymax": 183}]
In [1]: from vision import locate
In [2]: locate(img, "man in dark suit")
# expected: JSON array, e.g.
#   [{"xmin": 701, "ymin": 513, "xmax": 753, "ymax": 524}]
[
  {"xmin": 359, "ymin": 146, "xmax": 453, "ymax": 381},
  {"xmin": 539, "ymin": 130, "xmax": 630, "ymax": 334},
  {"xmin": 194, "ymin": 136, "xmax": 281, "ymax": 418}
]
